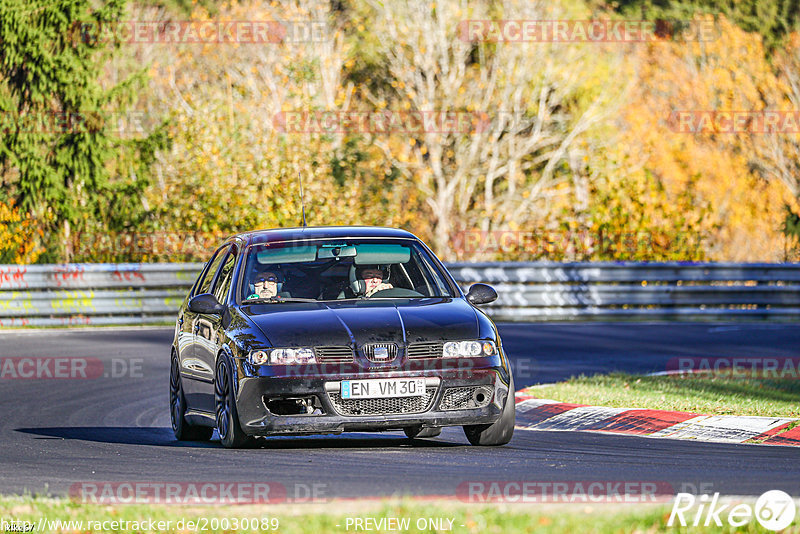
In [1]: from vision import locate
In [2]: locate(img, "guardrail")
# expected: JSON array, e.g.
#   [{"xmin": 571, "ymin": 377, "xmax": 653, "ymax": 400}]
[
  {"xmin": 0, "ymin": 262, "xmax": 798, "ymax": 327},
  {"xmin": 0, "ymin": 264, "xmax": 200, "ymax": 327},
  {"xmin": 448, "ymin": 262, "xmax": 800, "ymax": 321}
]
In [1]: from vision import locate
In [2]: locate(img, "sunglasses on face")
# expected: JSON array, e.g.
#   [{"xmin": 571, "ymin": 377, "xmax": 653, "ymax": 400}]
[
  {"xmin": 362, "ymin": 271, "xmax": 383, "ymax": 279},
  {"xmin": 256, "ymin": 275, "xmax": 279, "ymax": 283}
]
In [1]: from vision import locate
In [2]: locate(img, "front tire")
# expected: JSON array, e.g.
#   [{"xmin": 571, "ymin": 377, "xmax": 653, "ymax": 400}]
[
  {"xmin": 170, "ymin": 356, "xmax": 213, "ymax": 441},
  {"xmin": 463, "ymin": 375, "xmax": 515, "ymax": 446},
  {"xmin": 215, "ymin": 357, "xmax": 256, "ymax": 449}
]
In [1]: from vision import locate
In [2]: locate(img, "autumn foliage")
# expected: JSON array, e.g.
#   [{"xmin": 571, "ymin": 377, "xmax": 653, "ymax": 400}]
[
  {"xmin": 2, "ymin": 0, "xmax": 800, "ymax": 262},
  {"xmin": 0, "ymin": 201, "xmax": 43, "ymax": 264}
]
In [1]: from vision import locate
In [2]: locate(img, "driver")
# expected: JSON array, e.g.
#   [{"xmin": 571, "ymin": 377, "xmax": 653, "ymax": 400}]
[
  {"xmin": 246, "ymin": 269, "xmax": 283, "ymax": 300},
  {"xmin": 359, "ymin": 266, "xmax": 393, "ymax": 297}
]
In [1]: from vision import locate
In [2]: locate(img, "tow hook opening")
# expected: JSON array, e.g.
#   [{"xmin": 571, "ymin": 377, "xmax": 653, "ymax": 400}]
[
  {"xmin": 263, "ymin": 396, "xmax": 324, "ymax": 416},
  {"xmin": 473, "ymin": 386, "xmax": 493, "ymax": 405}
]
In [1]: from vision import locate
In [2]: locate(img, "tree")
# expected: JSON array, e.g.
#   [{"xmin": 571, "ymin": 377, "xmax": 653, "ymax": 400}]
[
  {"xmin": 608, "ymin": 0, "xmax": 800, "ymax": 52},
  {"xmin": 357, "ymin": 0, "xmax": 622, "ymax": 257},
  {"xmin": 0, "ymin": 0, "xmax": 165, "ymax": 261},
  {"xmin": 755, "ymin": 34, "xmax": 800, "ymax": 199},
  {"xmin": 0, "ymin": 200, "xmax": 42, "ymax": 263},
  {"xmin": 137, "ymin": 0, "xmax": 419, "ymax": 255},
  {"xmin": 609, "ymin": 16, "xmax": 793, "ymax": 260}
]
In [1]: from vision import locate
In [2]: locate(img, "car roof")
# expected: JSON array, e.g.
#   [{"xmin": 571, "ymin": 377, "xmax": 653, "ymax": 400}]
[{"xmin": 229, "ymin": 226, "xmax": 420, "ymax": 247}]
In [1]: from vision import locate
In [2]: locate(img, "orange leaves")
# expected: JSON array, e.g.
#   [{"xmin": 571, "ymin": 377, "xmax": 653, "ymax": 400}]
[
  {"xmin": 609, "ymin": 15, "xmax": 795, "ymax": 260},
  {"xmin": 96, "ymin": 3, "xmax": 800, "ymax": 262},
  {"xmin": 0, "ymin": 201, "xmax": 44, "ymax": 264}
]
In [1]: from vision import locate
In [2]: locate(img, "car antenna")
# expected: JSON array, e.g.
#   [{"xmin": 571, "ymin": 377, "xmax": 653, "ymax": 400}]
[{"xmin": 297, "ymin": 171, "xmax": 307, "ymax": 227}]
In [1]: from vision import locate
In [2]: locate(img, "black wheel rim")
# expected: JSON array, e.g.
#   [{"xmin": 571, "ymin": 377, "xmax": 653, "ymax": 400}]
[
  {"xmin": 215, "ymin": 362, "xmax": 230, "ymax": 441},
  {"xmin": 169, "ymin": 358, "xmax": 182, "ymax": 432}
]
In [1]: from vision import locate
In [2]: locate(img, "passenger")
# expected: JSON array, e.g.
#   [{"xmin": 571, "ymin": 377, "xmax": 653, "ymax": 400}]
[
  {"xmin": 246, "ymin": 269, "xmax": 283, "ymax": 300},
  {"xmin": 359, "ymin": 266, "xmax": 393, "ymax": 297}
]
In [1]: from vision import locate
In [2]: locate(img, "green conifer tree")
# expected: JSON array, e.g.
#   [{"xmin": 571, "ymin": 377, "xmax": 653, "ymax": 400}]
[{"xmin": 0, "ymin": 0, "xmax": 167, "ymax": 261}]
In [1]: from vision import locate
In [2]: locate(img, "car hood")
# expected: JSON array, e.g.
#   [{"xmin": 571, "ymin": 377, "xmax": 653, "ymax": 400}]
[{"xmin": 241, "ymin": 298, "xmax": 479, "ymax": 347}]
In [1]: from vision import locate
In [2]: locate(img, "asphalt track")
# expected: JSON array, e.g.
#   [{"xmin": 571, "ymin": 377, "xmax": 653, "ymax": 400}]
[{"xmin": 0, "ymin": 323, "xmax": 797, "ymax": 500}]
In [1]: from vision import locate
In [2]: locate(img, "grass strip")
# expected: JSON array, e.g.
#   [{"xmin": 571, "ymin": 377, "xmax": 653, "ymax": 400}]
[
  {"xmin": 2, "ymin": 495, "xmax": 785, "ymax": 534},
  {"xmin": 522, "ymin": 372, "xmax": 800, "ymax": 418}
]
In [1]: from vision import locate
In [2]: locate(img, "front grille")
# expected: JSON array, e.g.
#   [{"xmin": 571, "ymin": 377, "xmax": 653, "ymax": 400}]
[
  {"xmin": 328, "ymin": 387, "xmax": 437, "ymax": 416},
  {"xmin": 407, "ymin": 341, "xmax": 443, "ymax": 359},
  {"xmin": 362, "ymin": 343, "xmax": 398, "ymax": 363},
  {"xmin": 439, "ymin": 386, "xmax": 493, "ymax": 411},
  {"xmin": 315, "ymin": 346, "xmax": 354, "ymax": 363}
]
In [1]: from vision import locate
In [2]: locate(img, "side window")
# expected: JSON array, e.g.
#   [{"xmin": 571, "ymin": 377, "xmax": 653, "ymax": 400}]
[
  {"xmin": 401, "ymin": 259, "xmax": 427, "ymax": 293},
  {"xmin": 212, "ymin": 247, "xmax": 237, "ymax": 304},
  {"xmin": 415, "ymin": 248, "xmax": 453, "ymax": 296},
  {"xmin": 190, "ymin": 264, "xmax": 208, "ymax": 296},
  {"xmin": 196, "ymin": 246, "xmax": 229, "ymax": 296}
]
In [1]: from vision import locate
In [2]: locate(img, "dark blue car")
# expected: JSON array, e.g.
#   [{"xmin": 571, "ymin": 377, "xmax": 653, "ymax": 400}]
[{"xmin": 170, "ymin": 226, "xmax": 515, "ymax": 448}]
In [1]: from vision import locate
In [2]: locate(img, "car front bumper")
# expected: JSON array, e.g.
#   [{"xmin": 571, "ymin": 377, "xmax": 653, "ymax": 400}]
[{"xmin": 235, "ymin": 364, "xmax": 511, "ymax": 436}]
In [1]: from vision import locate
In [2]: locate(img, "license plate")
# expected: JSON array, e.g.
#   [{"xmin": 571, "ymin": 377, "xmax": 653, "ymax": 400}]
[{"xmin": 341, "ymin": 378, "xmax": 426, "ymax": 399}]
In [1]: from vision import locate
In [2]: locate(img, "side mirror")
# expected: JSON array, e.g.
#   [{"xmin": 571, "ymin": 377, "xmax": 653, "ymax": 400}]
[
  {"xmin": 188, "ymin": 293, "xmax": 224, "ymax": 315},
  {"xmin": 466, "ymin": 283, "xmax": 497, "ymax": 305}
]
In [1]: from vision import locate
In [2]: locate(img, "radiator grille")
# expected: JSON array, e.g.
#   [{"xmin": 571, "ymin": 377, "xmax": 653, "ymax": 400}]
[
  {"xmin": 407, "ymin": 341, "xmax": 443, "ymax": 359},
  {"xmin": 315, "ymin": 346, "xmax": 354, "ymax": 363},
  {"xmin": 328, "ymin": 387, "xmax": 437, "ymax": 416},
  {"xmin": 362, "ymin": 343, "xmax": 398, "ymax": 363}
]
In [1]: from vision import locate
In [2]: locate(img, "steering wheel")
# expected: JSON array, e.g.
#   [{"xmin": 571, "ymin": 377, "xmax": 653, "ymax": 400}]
[{"xmin": 369, "ymin": 287, "xmax": 424, "ymax": 298}]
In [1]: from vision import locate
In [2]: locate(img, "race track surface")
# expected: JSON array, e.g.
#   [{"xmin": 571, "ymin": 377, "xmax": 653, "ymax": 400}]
[
  {"xmin": 500, "ymin": 322, "xmax": 800, "ymax": 387},
  {"xmin": 0, "ymin": 323, "xmax": 797, "ymax": 499}
]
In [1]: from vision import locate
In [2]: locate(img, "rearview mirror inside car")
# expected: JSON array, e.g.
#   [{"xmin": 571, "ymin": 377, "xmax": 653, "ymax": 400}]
[{"xmin": 317, "ymin": 244, "xmax": 357, "ymax": 259}]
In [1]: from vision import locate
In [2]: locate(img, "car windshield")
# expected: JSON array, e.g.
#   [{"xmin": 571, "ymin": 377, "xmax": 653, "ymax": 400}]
[{"xmin": 240, "ymin": 239, "xmax": 456, "ymax": 303}]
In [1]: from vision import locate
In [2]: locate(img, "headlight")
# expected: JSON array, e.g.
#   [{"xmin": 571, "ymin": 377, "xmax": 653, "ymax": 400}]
[
  {"xmin": 249, "ymin": 350, "xmax": 270, "ymax": 365},
  {"xmin": 443, "ymin": 340, "xmax": 497, "ymax": 358},
  {"xmin": 248, "ymin": 348, "xmax": 316, "ymax": 365}
]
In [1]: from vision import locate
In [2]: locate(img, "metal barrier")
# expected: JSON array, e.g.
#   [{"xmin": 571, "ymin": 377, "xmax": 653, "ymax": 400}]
[
  {"xmin": 448, "ymin": 262, "xmax": 800, "ymax": 320},
  {"xmin": 0, "ymin": 262, "xmax": 798, "ymax": 327},
  {"xmin": 0, "ymin": 264, "xmax": 201, "ymax": 327}
]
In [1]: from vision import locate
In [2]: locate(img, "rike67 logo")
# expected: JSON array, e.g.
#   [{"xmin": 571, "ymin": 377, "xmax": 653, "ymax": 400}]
[{"xmin": 669, "ymin": 490, "xmax": 796, "ymax": 531}]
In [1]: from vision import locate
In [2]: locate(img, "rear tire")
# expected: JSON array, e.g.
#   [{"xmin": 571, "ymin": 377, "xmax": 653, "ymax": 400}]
[
  {"xmin": 404, "ymin": 426, "xmax": 442, "ymax": 439},
  {"xmin": 215, "ymin": 357, "xmax": 257, "ymax": 449},
  {"xmin": 170, "ymin": 356, "xmax": 213, "ymax": 441},
  {"xmin": 463, "ymin": 375, "xmax": 515, "ymax": 446}
]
